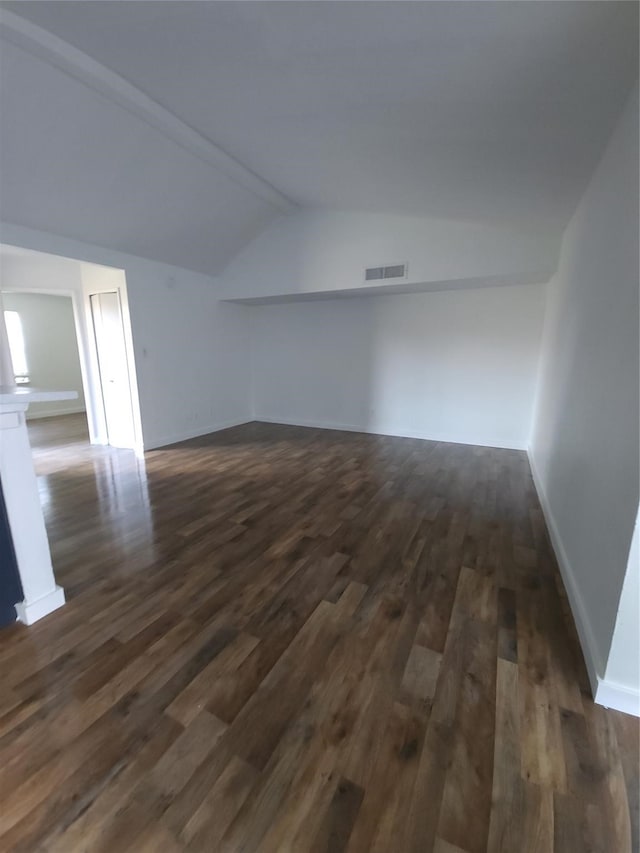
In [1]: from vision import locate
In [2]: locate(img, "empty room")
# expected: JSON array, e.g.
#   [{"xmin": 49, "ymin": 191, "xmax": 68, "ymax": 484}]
[{"xmin": 0, "ymin": 2, "xmax": 638, "ymax": 851}]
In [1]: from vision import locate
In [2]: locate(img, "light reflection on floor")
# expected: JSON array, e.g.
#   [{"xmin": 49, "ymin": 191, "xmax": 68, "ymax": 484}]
[{"xmin": 28, "ymin": 414, "xmax": 156, "ymax": 592}]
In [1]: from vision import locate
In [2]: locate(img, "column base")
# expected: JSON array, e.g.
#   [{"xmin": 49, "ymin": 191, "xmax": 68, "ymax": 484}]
[{"xmin": 16, "ymin": 585, "xmax": 66, "ymax": 625}]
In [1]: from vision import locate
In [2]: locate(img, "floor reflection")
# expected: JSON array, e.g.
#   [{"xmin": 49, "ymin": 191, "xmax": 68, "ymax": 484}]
[
  {"xmin": 92, "ymin": 451, "xmax": 155, "ymax": 564},
  {"xmin": 28, "ymin": 413, "xmax": 156, "ymax": 590}
]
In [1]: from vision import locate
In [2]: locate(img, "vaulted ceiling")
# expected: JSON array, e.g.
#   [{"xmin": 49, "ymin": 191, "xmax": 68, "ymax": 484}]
[{"xmin": 1, "ymin": 1, "xmax": 637, "ymax": 275}]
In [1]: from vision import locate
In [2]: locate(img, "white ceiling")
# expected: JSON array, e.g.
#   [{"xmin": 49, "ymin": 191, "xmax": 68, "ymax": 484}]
[
  {"xmin": 1, "ymin": 1, "xmax": 637, "ymax": 274},
  {"xmin": 0, "ymin": 33, "xmax": 281, "ymax": 274}
]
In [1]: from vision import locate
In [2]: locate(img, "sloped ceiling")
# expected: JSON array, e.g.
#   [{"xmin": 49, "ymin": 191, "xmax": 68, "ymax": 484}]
[{"xmin": 0, "ymin": 1, "xmax": 637, "ymax": 275}]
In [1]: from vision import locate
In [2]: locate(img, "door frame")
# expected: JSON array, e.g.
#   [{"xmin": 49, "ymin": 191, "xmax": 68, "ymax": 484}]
[
  {"xmin": 82, "ymin": 269, "xmax": 143, "ymax": 454},
  {"xmin": 0, "ymin": 285, "xmax": 101, "ymax": 441},
  {"xmin": 0, "ymin": 239, "xmax": 144, "ymax": 454},
  {"xmin": 89, "ymin": 289, "xmax": 136, "ymax": 449},
  {"xmin": 1, "ymin": 271, "xmax": 143, "ymax": 455}
]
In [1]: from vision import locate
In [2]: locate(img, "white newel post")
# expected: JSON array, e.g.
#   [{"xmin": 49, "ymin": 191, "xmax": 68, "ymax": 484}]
[
  {"xmin": 0, "ymin": 298, "xmax": 70, "ymax": 624},
  {"xmin": 0, "ymin": 400, "xmax": 66, "ymax": 623}
]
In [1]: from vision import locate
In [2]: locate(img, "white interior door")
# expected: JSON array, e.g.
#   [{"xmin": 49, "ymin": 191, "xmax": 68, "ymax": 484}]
[{"xmin": 90, "ymin": 291, "xmax": 135, "ymax": 448}]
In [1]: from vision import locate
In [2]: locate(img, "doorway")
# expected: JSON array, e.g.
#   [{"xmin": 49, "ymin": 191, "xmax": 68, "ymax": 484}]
[{"xmin": 0, "ymin": 243, "xmax": 143, "ymax": 453}]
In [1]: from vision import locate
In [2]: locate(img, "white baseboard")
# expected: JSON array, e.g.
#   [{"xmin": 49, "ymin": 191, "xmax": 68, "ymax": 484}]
[
  {"xmin": 26, "ymin": 406, "xmax": 86, "ymax": 420},
  {"xmin": 16, "ymin": 585, "xmax": 66, "ymax": 625},
  {"xmin": 594, "ymin": 678, "xmax": 640, "ymax": 717},
  {"xmin": 528, "ymin": 450, "xmax": 640, "ymax": 717},
  {"xmin": 144, "ymin": 416, "xmax": 253, "ymax": 450},
  {"xmin": 254, "ymin": 416, "xmax": 528, "ymax": 451},
  {"xmin": 527, "ymin": 450, "xmax": 605, "ymax": 695}
]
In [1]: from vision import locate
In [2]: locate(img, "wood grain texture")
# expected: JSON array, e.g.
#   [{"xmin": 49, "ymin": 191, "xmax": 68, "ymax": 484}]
[{"xmin": 0, "ymin": 413, "xmax": 636, "ymax": 852}]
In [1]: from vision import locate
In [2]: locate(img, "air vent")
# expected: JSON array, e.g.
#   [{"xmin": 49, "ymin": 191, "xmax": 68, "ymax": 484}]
[{"xmin": 365, "ymin": 263, "xmax": 407, "ymax": 282}]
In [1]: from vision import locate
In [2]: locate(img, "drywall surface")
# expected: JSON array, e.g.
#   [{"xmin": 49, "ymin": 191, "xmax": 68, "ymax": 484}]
[
  {"xmin": 1, "ymin": 292, "xmax": 85, "ymax": 419},
  {"xmin": 604, "ymin": 513, "xmax": 639, "ymax": 694},
  {"xmin": 122, "ymin": 267, "xmax": 252, "ymax": 449},
  {"xmin": 251, "ymin": 283, "xmax": 546, "ymax": 450},
  {"xmin": 219, "ymin": 209, "xmax": 559, "ymax": 300},
  {"xmin": 0, "ymin": 225, "xmax": 253, "ymax": 449},
  {"xmin": 530, "ymin": 85, "xmax": 639, "ymax": 694}
]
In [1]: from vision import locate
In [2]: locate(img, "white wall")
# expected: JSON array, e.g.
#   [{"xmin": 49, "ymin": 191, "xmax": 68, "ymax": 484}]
[
  {"xmin": 225, "ymin": 207, "xmax": 556, "ymax": 452},
  {"xmin": 220, "ymin": 209, "xmax": 559, "ymax": 300},
  {"xmin": 122, "ymin": 266, "xmax": 252, "ymax": 449},
  {"xmin": 605, "ymin": 513, "xmax": 639, "ymax": 696},
  {"xmin": 529, "ymin": 85, "xmax": 639, "ymax": 709},
  {"xmin": 251, "ymin": 283, "xmax": 546, "ymax": 450},
  {"xmin": 1, "ymin": 292, "xmax": 85, "ymax": 419},
  {"xmin": 0, "ymin": 225, "xmax": 253, "ymax": 450}
]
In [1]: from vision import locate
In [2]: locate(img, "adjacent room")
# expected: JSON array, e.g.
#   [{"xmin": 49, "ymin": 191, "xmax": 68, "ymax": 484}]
[{"xmin": 0, "ymin": 2, "xmax": 638, "ymax": 851}]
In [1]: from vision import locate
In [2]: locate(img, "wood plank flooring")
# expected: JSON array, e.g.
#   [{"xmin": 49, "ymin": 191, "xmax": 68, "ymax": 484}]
[{"xmin": 0, "ymin": 413, "xmax": 637, "ymax": 851}]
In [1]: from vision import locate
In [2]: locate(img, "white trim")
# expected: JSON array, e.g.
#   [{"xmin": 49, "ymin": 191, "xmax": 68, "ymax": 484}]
[
  {"xmin": 0, "ymin": 411, "xmax": 21, "ymax": 429},
  {"xmin": 527, "ymin": 449, "xmax": 603, "ymax": 697},
  {"xmin": 594, "ymin": 678, "xmax": 640, "ymax": 717},
  {"xmin": 144, "ymin": 417, "xmax": 253, "ymax": 451},
  {"xmin": 26, "ymin": 405, "xmax": 86, "ymax": 420},
  {"xmin": 255, "ymin": 416, "xmax": 529, "ymax": 451},
  {"xmin": 0, "ymin": 10, "xmax": 294, "ymax": 214},
  {"xmin": 84, "ymin": 277, "xmax": 142, "ymax": 453},
  {"xmin": 16, "ymin": 585, "xmax": 65, "ymax": 625}
]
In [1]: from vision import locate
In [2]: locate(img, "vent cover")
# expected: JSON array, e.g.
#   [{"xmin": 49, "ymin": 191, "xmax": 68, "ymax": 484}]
[{"xmin": 365, "ymin": 263, "xmax": 407, "ymax": 282}]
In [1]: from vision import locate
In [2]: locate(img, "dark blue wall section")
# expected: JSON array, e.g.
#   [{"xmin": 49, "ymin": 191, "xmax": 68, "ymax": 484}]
[{"xmin": 0, "ymin": 480, "xmax": 23, "ymax": 628}]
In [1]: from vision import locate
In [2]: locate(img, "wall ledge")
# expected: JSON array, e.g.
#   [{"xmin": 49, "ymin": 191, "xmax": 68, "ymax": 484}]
[{"xmin": 222, "ymin": 271, "xmax": 552, "ymax": 305}]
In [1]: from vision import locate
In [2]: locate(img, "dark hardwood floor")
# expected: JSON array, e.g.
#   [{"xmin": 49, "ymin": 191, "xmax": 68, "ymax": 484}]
[{"xmin": 0, "ymin": 413, "xmax": 637, "ymax": 851}]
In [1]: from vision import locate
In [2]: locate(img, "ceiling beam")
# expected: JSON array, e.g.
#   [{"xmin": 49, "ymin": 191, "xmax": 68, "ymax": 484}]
[{"xmin": 0, "ymin": 9, "xmax": 296, "ymax": 214}]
